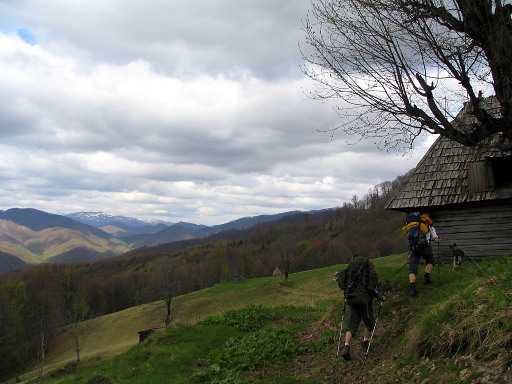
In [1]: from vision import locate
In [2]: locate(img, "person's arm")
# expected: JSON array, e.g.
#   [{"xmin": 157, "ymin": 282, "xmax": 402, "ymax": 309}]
[
  {"xmin": 430, "ymin": 226, "xmax": 441, "ymax": 243},
  {"xmin": 371, "ymin": 287, "xmax": 386, "ymax": 302}
]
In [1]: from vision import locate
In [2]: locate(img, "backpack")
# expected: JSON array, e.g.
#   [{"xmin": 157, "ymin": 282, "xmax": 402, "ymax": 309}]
[
  {"xmin": 335, "ymin": 256, "xmax": 378, "ymax": 305},
  {"xmin": 402, "ymin": 212, "xmax": 431, "ymax": 247}
]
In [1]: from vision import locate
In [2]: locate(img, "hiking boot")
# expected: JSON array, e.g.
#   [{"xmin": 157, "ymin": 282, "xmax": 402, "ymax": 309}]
[
  {"xmin": 341, "ymin": 345, "xmax": 351, "ymax": 361},
  {"xmin": 409, "ymin": 283, "xmax": 418, "ymax": 297},
  {"xmin": 361, "ymin": 339, "xmax": 369, "ymax": 350},
  {"xmin": 424, "ymin": 273, "xmax": 432, "ymax": 284}
]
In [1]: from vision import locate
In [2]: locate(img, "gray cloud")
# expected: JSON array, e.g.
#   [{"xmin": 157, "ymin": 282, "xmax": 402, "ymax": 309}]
[
  {"xmin": 0, "ymin": 0, "xmax": 432, "ymax": 225},
  {"xmin": 2, "ymin": 0, "xmax": 310, "ymax": 79}
]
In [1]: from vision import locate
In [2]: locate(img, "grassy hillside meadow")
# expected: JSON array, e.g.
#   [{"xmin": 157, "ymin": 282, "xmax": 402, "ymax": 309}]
[{"xmin": 9, "ymin": 253, "xmax": 512, "ymax": 384}]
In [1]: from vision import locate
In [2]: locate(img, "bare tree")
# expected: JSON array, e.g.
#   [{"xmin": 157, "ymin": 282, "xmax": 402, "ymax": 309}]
[
  {"xmin": 29, "ymin": 291, "xmax": 57, "ymax": 376},
  {"xmin": 61, "ymin": 298, "xmax": 94, "ymax": 363},
  {"xmin": 279, "ymin": 234, "xmax": 297, "ymax": 283},
  {"xmin": 149, "ymin": 259, "xmax": 183, "ymax": 327},
  {"xmin": 281, "ymin": 248, "xmax": 292, "ymax": 283},
  {"xmin": 303, "ymin": 0, "xmax": 512, "ymax": 150}
]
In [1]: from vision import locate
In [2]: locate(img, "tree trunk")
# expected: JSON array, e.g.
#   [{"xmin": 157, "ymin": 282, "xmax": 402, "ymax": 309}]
[{"xmin": 74, "ymin": 335, "xmax": 81, "ymax": 362}]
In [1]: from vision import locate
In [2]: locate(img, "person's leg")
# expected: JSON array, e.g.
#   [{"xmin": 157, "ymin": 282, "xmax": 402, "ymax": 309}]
[
  {"xmin": 344, "ymin": 330, "xmax": 353, "ymax": 345},
  {"xmin": 346, "ymin": 307, "xmax": 362, "ymax": 345},
  {"xmin": 408, "ymin": 251, "xmax": 420, "ymax": 296},
  {"xmin": 342, "ymin": 306, "xmax": 362, "ymax": 360},
  {"xmin": 423, "ymin": 246, "xmax": 435, "ymax": 284},
  {"xmin": 424, "ymin": 263, "xmax": 433, "ymax": 283},
  {"xmin": 361, "ymin": 304, "xmax": 375, "ymax": 347},
  {"xmin": 342, "ymin": 329, "xmax": 353, "ymax": 360}
]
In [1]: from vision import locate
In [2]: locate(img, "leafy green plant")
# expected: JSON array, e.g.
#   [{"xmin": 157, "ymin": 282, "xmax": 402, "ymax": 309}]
[
  {"xmin": 305, "ymin": 329, "xmax": 335, "ymax": 352},
  {"xmin": 213, "ymin": 328, "xmax": 304, "ymax": 370},
  {"xmin": 194, "ymin": 328, "xmax": 304, "ymax": 383},
  {"xmin": 199, "ymin": 305, "xmax": 276, "ymax": 330}
]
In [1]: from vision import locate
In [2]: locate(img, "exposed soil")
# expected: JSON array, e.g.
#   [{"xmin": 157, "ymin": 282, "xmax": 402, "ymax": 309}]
[{"xmin": 291, "ymin": 298, "xmax": 404, "ymax": 384}]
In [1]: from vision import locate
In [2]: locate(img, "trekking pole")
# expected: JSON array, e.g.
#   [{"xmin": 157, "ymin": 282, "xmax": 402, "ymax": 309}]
[
  {"xmin": 437, "ymin": 242, "xmax": 441, "ymax": 285},
  {"xmin": 365, "ymin": 301, "xmax": 383, "ymax": 358},
  {"xmin": 389, "ymin": 258, "xmax": 409, "ymax": 280},
  {"xmin": 336, "ymin": 300, "xmax": 347, "ymax": 357}
]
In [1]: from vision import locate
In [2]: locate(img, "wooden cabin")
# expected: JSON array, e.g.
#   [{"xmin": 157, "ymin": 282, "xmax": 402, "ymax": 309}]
[
  {"xmin": 233, "ymin": 275, "xmax": 247, "ymax": 283},
  {"xmin": 137, "ymin": 327, "xmax": 165, "ymax": 343},
  {"xmin": 385, "ymin": 99, "xmax": 512, "ymax": 261},
  {"xmin": 137, "ymin": 329, "xmax": 155, "ymax": 343}
]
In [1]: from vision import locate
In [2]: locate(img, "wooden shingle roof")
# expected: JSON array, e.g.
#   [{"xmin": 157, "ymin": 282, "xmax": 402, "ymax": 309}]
[{"xmin": 385, "ymin": 99, "xmax": 512, "ymax": 211}]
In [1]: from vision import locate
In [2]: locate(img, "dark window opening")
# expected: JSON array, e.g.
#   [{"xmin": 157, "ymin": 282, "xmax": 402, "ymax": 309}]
[
  {"xmin": 467, "ymin": 160, "xmax": 494, "ymax": 192},
  {"xmin": 490, "ymin": 156, "xmax": 512, "ymax": 188}
]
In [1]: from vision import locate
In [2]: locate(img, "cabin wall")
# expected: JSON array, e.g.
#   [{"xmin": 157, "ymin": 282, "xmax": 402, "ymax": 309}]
[{"xmin": 429, "ymin": 202, "xmax": 512, "ymax": 262}]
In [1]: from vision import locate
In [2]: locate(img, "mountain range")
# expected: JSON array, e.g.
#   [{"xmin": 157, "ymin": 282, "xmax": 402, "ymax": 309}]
[
  {"xmin": 0, "ymin": 207, "xmax": 332, "ymax": 274},
  {"xmin": 0, "ymin": 208, "xmax": 132, "ymax": 268},
  {"xmin": 66, "ymin": 211, "xmax": 174, "ymax": 228}
]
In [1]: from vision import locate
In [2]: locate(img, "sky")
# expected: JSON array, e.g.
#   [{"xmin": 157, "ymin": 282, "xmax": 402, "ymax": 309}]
[{"xmin": 0, "ymin": 0, "xmax": 433, "ymax": 226}]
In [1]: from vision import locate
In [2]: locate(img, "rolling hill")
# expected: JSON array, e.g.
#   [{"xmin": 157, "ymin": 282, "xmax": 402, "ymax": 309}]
[
  {"xmin": 0, "ymin": 209, "xmax": 132, "ymax": 265},
  {"xmin": 0, "ymin": 250, "xmax": 27, "ymax": 274},
  {"xmin": 120, "ymin": 223, "xmax": 205, "ymax": 247}
]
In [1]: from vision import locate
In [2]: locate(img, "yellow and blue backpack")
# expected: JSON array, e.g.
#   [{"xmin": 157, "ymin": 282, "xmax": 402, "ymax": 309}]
[{"xmin": 402, "ymin": 212, "xmax": 432, "ymax": 247}]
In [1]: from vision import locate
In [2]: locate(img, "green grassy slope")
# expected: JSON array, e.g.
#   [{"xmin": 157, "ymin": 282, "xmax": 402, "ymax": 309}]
[
  {"xmin": 14, "ymin": 253, "xmax": 512, "ymax": 384},
  {"xmin": 39, "ymin": 262, "xmax": 344, "ymax": 371}
]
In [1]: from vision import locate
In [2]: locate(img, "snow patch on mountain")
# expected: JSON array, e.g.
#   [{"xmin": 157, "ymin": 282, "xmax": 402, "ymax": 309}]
[{"xmin": 67, "ymin": 212, "xmax": 174, "ymax": 228}]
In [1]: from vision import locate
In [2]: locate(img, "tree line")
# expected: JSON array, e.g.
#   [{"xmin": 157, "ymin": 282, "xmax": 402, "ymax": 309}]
[{"xmin": 0, "ymin": 173, "xmax": 410, "ymax": 380}]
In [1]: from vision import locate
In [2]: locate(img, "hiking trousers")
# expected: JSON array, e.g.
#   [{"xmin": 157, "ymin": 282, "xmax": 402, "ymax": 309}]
[
  {"xmin": 346, "ymin": 303, "xmax": 375, "ymax": 336},
  {"xmin": 409, "ymin": 243, "xmax": 435, "ymax": 276}
]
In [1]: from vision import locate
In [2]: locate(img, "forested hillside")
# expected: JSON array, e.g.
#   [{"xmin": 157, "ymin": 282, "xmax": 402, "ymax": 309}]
[{"xmin": 0, "ymin": 174, "xmax": 409, "ymax": 380}]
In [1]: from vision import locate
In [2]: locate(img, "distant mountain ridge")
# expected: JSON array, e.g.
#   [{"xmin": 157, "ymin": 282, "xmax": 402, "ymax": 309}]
[
  {"xmin": 66, "ymin": 211, "xmax": 173, "ymax": 228},
  {"xmin": 0, "ymin": 207, "xmax": 336, "ymax": 273},
  {"xmin": 67, "ymin": 210, "xmax": 324, "ymax": 248},
  {"xmin": 121, "ymin": 223, "xmax": 199, "ymax": 248},
  {"xmin": 1, "ymin": 208, "xmax": 111, "ymax": 238},
  {"xmin": 0, "ymin": 208, "xmax": 132, "ymax": 266}
]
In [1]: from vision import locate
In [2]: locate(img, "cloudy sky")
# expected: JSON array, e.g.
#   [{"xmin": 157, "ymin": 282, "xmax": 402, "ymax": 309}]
[{"xmin": 0, "ymin": 0, "xmax": 433, "ymax": 226}]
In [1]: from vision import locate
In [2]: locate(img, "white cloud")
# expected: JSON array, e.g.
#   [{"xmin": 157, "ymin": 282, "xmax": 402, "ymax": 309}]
[{"xmin": 0, "ymin": 0, "xmax": 432, "ymax": 226}]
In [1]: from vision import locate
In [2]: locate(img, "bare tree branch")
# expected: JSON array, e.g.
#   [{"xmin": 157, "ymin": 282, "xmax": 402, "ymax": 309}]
[{"xmin": 302, "ymin": 0, "xmax": 512, "ymax": 150}]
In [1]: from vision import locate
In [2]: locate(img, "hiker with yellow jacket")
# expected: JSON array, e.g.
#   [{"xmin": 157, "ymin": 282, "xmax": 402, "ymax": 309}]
[{"xmin": 403, "ymin": 213, "xmax": 441, "ymax": 297}]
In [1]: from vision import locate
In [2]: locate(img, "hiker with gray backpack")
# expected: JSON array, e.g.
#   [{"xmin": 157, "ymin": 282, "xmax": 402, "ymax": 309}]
[{"xmin": 334, "ymin": 256, "xmax": 386, "ymax": 360}]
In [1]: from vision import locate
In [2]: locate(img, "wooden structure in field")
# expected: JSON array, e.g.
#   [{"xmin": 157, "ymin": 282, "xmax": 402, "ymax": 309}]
[
  {"xmin": 385, "ymin": 98, "xmax": 512, "ymax": 261},
  {"xmin": 137, "ymin": 327, "xmax": 166, "ymax": 343}
]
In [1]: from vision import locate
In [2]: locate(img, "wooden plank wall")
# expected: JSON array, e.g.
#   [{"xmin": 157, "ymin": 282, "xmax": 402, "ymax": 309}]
[{"xmin": 430, "ymin": 202, "xmax": 512, "ymax": 262}]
